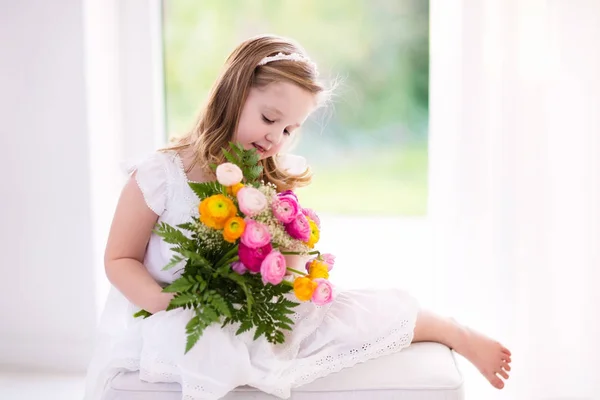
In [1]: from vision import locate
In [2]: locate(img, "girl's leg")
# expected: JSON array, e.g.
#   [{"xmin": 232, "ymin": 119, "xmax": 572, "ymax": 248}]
[{"xmin": 412, "ymin": 310, "xmax": 512, "ymax": 389}]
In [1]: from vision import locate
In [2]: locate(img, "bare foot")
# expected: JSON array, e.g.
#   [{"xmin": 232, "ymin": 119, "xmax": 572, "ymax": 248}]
[{"xmin": 453, "ymin": 325, "xmax": 512, "ymax": 389}]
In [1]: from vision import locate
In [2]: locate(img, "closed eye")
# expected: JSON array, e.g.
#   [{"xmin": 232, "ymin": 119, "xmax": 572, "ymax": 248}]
[{"xmin": 262, "ymin": 115, "xmax": 291, "ymax": 136}]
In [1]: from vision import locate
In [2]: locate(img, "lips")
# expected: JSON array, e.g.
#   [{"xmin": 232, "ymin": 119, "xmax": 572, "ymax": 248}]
[{"xmin": 253, "ymin": 143, "xmax": 266, "ymax": 153}]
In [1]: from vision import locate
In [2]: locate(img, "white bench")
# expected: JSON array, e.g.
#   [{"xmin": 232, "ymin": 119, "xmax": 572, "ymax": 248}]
[{"xmin": 101, "ymin": 342, "xmax": 464, "ymax": 400}]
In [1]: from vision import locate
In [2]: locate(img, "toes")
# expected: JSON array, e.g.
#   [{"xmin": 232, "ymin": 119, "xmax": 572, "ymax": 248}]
[
  {"xmin": 502, "ymin": 361, "xmax": 511, "ymax": 371},
  {"xmin": 487, "ymin": 373, "xmax": 505, "ymax": 389},
  {"xmin": 497, "ymin": 368, "xmax": 509, "ymax": 380},
  {"xmin": 501, "ymin": 346, "xmax": 511, "ymax": 356}
]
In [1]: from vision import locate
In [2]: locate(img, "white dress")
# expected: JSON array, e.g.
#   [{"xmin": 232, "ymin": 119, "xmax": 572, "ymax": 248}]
[{"xmin": 84, "ymin": 150, "xmax": 420, "ymax": 400}]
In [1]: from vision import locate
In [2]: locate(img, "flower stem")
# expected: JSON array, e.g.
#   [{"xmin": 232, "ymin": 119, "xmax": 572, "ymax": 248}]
[
  {"xmin": 215, "ymin": 245, "xmax": 239, "ymax": 270},
  {"xmin": 286, "ymin": 267, "xmax": 307, "ymax": 276},
  {"xmin": 280, "ymin": 250, "xmax": 320, "ymax": 256}
]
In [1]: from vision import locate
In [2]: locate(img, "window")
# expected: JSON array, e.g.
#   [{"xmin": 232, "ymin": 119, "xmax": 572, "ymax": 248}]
[
  {"xmin": 162, "ymin": 0, "xmax": 429, "ymax": 217},
  {"xmin": 160, "ymin": 1, "xmax": 432, "ymax": 294}
]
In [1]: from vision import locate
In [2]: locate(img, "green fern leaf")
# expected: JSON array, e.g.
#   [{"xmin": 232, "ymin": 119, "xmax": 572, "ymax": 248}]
[
  {"xmin": 200, "ymin": 306, "xmax": 219, "ymax": 323},
  {"xmin": 210, "ymin": 293, "xmax": 232, "ymax": 318},
  {"xmin": 133, "ymin": 309, "xmax": 152, "ymax": 319},
  {"xmin": 170, "ymin": 292, "xmax": 198, "ymax": 308},
  {"xmin": 161, "ymin": 255, "xmax": 185, "ymax": 271},
  {"xmin": 235, "ymin": 320, "xmax": 253, "ymax": 335},
  {"xmin": 253, "ymin": 324, "xmax": 267, "ymax": 341},
  {"xmin": 163, "ymin": 276, "xmax": 195, "ymax": 293},
  {"xmin": 188, "ymin": 181, "xmax": 223, "ymax": 200},
  {"xmin": 177, "ymin": 222, "xmax": 196, "ymax": 231},
  {"xmin": 154, "ymin": 223, "xmax": 192, "ymax": 245}
]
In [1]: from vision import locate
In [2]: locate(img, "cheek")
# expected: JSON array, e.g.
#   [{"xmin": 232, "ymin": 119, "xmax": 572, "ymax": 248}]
[
  {"xmin": 234, "ymin": 124, "xmax": 252, "ymax": 149},
  {"xmin": 236, "ymin": 116, "xmax": 260, "ymax": 142}
]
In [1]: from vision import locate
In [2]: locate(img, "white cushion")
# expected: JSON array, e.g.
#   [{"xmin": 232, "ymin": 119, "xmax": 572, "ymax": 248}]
[{"xmin": 102, "ymin": 342, "xmax": 464, "ymax": 400}]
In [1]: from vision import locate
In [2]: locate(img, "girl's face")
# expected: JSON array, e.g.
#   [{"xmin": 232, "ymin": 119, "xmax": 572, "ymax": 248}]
[{"xmin": 234, "ymin": 81, "xmax": 316, "ymax": 159}]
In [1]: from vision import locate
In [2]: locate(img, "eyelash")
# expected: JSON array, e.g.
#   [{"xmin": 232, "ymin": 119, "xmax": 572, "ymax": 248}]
[{"xmin": 262, "ymin": 115, "xmax": 290, "ymax": 136}]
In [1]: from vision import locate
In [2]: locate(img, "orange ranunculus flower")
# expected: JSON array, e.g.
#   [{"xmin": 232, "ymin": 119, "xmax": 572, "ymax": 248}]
[
  {"xmin": 307, "ymin": 261, "xmax": 329, "ymax": 280},
  {"xmin": 227, "ymin": 183, "xmax": 245, "ymax": 196},
  {"xmin": 293, "ymin": 276, "xmax": 318, "ymax": 302},
  {"xmin": 223, "ymin": 216, "xmax": 245, "ymax": 243},
  {"xmin": 199, "ymin": 194, "xmax": 237, "ymax": 229}
]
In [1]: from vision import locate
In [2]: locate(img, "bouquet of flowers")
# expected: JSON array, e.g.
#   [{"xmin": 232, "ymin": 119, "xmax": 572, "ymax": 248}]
[{"xmin": 134, "ymin": 144, "xmax": 335, "ymax": 353}]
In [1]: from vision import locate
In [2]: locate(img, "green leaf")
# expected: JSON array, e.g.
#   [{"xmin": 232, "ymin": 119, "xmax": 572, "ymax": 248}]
[
  {"xmin": 185, "ymin": 315, "xmax": 201, "ymax": 333},
  {"xmin": 273, "ymin": 330, "xmax": 285, "ymax": 344},
  {"xmin": 278, "ymin": 314, "xmax": 295, "ymax": 326},
  {"xmin": 185, "ymin": 332, "xmax": 201, "ymax": 354},
  {"xmin": 210, "ymin": 293, "xmax": 232, "ymax": 318},
  {"xmin": 170, "ymin": 292, "xmax": 198, "ymax": 308},
  {"xmin": 154, "ymin": 223, "xmax": 192, "ymax": 246},
  {"xmin": 253, "ymin": 324, "xmax": 267, "ymax": 341},
  {"xmin": 189, "ymin": 181, "xmax": 223, "ymax": 200},
  {"xmin": 176, "ymin": 249, "xmax": 211, "ymax": 267},
  {"xmin": 226, "ymin": 272, "xmax": 254, "ymax": 311},
  {"xmin": 276, "ymin": 322, "xmax": 294, "ymax": 331},
  {"xmin": 229, "ymin": 142, "xmax": 246, "ymax": 158},
  {"xmin": 162, "ymin": 255, "xmax": 185, "ymax": 271},
  {"xmin": 243, "ymin": 151, "xmax": 260, "ymax": 166},
  {"xmin": 163, "ymin": 276, "xmax": 195, "ymax": 293},
  {"xmin": 133, "ymin": 309, "xmax": 152, "ymax": 319},
  {"xmin": 222, "ymin": 148, "xmax": 238, "ymax": 165},
  {"xmin": 235, "ymin": 320, "xmax": 253, "ymax": 335},
  {"xmin": 279, "ymin": 299, "xmax": 300, "ymax": 309},
  {"xmin": 177, "ymin": 222, "xmax": 196, "ymax": 231},
  {"xmin": 201, "ymin": 306, "xmax": 219, "ymax": 323},
  {"xmin": 246, "ymin": 165, "xmax": 263, "ymax": 180}
]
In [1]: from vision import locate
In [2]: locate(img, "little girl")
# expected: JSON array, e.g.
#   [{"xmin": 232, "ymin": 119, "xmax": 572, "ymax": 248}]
[{"xmin": 84, "ymin": 34, "xmax": 511, "ymax": 399}]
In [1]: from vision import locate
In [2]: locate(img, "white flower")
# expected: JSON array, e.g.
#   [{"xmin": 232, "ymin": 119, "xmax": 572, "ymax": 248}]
[
  {"xmin": 216, "ymin": 163, "xmax": 243, "ymax": 186},
  {"xmin": 275, "ymin": 154, "xmax": 308, "ymax": 176},
  {"xmin": 237, "ymin": 187, "xmax": 268, "ymax": 216}
]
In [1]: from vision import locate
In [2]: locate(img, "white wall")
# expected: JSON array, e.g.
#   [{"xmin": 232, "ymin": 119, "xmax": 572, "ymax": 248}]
[
  {"xmin": 0, "ymin": 0, "xmax": 164, "ymax": 372},
  {"xmin": 0, "ymin": 0, "xmax": 96, "ymax": 372}
]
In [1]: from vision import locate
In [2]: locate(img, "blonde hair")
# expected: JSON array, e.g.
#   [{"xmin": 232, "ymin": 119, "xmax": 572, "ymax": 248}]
[{"xmin": 166, "ymin": 34, "xmax": 327, "ymax": 192}]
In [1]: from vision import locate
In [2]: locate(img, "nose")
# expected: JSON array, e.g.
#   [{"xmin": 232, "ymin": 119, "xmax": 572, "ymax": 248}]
[{"xmin": 265, "ymin": 130, "xmax": 284, "ymax": 146}]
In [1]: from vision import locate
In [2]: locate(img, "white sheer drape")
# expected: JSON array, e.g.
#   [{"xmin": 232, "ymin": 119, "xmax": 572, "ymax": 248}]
[{"xmin": 429, "ymin": 0, "xmax": 600, "ymax": 399}]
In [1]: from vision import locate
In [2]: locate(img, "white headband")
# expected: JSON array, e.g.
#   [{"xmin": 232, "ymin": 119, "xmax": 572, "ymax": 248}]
[{"xmin": 257, "ymin": 52, "xmax": 318, "ymax": 73}]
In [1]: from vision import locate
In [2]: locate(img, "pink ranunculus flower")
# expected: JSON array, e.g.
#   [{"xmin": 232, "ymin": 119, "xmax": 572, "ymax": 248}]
[
  {"xmin": 311, "ymin": 278, "xmax": 334, "ymax": 306},
  {"xmin": 215, "ymin": 162, "xmax": 243, "ymax": 186},
  {"xmin": 231, "ymin": 261, "xmax": 248, "ymax": 275},
  {"xmin": 238, "ymin": 242, "xmax": 272, "ymax": 272},
  {"xmin": 272, "ymin": 193, "xmax": 300, "ymax": 224},
  {"xmin": 279, "ymin": 189, "xmax": 298, "ymax": 200},
  {"xmin": 260, "ymin": 250, "xmax": 287, "ymax": 285},
  {"xmin": 237, "ymin": 187, "xmax": 267, "ymax": 216},
  {"xmin": 285, "ymin": 213, "xmax": 311, "ymax": 242},
  {"xmin": 305, "ymin": 258, "xmax": 315, "ymax": 273},
  {"xmin": 320, "ymin": 253, "xmax": 336, "ymax": 271},
  {"xmin": 241, "ymin": 219, "xmax": 271, "ymax": 249},
  {"xmin": 302, "ymin": 208, "xmax": 321, "ymax": 229}
]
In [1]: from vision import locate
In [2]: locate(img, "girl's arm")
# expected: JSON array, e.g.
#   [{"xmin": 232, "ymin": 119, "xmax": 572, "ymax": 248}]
[{"xmin": 104, "ymin": 173, "xmax": 173, "ymax": 313}]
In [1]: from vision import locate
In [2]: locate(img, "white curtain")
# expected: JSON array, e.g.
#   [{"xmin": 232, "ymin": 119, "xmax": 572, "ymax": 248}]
[{"xmin": 429, "ymin": 0, "xmax": 600, "ymax": 399}]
